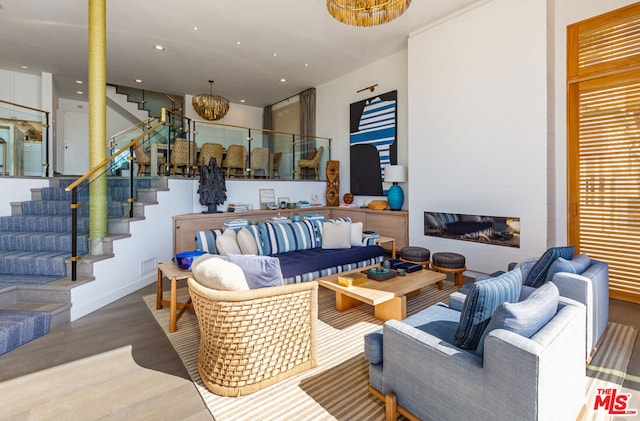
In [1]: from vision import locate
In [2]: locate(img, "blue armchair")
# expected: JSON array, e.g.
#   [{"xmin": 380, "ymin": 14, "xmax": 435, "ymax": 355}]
[
  {"xmin": 450, "ymin": 251, "xmax": 608, "ymax": 360},
  {"xmin": 364, "ymin": 295, "xmax": 586, "ymax": 420}
]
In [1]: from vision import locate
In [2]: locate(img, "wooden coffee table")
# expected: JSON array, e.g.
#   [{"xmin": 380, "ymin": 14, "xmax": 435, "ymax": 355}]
[{"xmin": 317, "ymin": 265, "xmax": 446, "ymax": 321}]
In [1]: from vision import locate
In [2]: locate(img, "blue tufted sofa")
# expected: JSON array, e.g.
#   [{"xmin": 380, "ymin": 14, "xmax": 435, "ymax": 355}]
[{"xmin": 194, "ymin": 217, "xmax": 385, "ymax": 284}]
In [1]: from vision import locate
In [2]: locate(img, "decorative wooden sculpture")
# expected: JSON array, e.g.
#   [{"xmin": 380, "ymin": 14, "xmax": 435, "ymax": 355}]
[{"xmin": 326, "ymin": 160, "xmax": 340, "ymax": 206}]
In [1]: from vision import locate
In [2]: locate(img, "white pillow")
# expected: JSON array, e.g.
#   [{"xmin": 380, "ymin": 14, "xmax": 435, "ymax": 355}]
[
  {"xmin": 191, "ymin": 255, "xmax": 249, "ymax": 291},
  {"xmin": 322, "ymin": 221, "xmax": 352, "ymax": 249},
  {"xmin": 237, "ymin": 227, "xmax": 258, "ymax": 255},
  {"xmin": 215, "ymin": 229, "xmax": 242, "ymax": 256},
  {"xmin": 350, "ymin": 221, "xmax": 363, "ymax": 247}
]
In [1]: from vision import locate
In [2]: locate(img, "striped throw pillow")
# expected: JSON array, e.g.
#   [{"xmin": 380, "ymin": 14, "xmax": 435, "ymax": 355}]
[
  {"xmin": 524, "ymin": 246, "xmax": 575, "ymax": 288},
  {"xmin": 454, "ymin": 268, "xmax": 522, "ymax": 350},
  {"xmin": 194, "ymin": 229, "xmax": 223, "ymax": 254},
  {"xmin": 259, "ymin": 220, "xmax": 317, "ymax": 255}
]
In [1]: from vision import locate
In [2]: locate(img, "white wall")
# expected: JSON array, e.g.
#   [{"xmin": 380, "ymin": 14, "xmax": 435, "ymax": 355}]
[
  {"xmin": 552, "ymin": 0, "xmax": 638, "ymax": 245},
  {"xmin": 407, "ymin": 0, "xmax": 549, "ymax": 273},
  {"xmin": 316, "ymin": 50, "xmax": 409, "ymax": 207},
  {"xmin": 0, "ymin": 178, "xmax": 50, "ymax": 216}
]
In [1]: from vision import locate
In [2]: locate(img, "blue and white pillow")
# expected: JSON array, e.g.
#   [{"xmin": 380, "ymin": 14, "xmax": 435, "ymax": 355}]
[
  {"xmin": 476, "ymin": 282, "xmax": 559, "ymax": 356},
  {"xmin": 195, "ymin": 229, "xmax": 223, "ymax": 254},
  {"xmin": 259, "ymin": 220, "xmax": 317, "ymax": 255},
  {"xmin": 454, "ymin": 268, "xmax": 522, "ymax": 350}
]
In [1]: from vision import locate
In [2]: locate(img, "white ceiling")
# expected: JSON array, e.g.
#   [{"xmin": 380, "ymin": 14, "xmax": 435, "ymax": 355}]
[{"xmin": 0, "ymin": 0, "xmax": 481, "ymax": 107}]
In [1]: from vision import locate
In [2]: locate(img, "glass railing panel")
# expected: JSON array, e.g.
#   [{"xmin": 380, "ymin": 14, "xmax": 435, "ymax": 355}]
[
  {"xmin": 271, "ymin": 132, "xmax": 295, "ymax": 180},
  {"xmin": 0, "ymin": 102, "xmax": 49, "ymax": 177},
  {"xmin": 193, "ymin": 122, "xmax": 249, "ymax": 149},
  {"xmin": 165, "ymin": 110, "xmax": 332, "ymax": 181},
  {"xmin": 109, "ymin": 116, "xmax": 169, "ymax": 176}
]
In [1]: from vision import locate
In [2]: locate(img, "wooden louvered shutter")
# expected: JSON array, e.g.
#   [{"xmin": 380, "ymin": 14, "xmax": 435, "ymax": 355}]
[{"xmin": 568, "ymin": 3, "xmax": 640, "ymax": 303}]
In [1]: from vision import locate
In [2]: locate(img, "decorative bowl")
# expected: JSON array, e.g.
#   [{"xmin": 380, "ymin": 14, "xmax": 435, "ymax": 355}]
[{"xmin": 175, "ymin": 250, "xmax": 206, "ymax": 270}]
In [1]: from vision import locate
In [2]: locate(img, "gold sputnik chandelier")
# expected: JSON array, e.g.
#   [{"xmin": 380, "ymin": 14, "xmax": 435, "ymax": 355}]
[
  {"xmin": 192, "ymin": 80, "xmax": 230, "ymax": 121},
  {"xmin": 326, "ymin": 0, "xmax": 411, "ymax": 27}
]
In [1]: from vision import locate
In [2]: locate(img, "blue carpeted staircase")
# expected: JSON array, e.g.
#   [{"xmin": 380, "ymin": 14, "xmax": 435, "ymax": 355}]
[{"xmin": 0, "ymin": 177, "xmax": 157, "ymax": 354}]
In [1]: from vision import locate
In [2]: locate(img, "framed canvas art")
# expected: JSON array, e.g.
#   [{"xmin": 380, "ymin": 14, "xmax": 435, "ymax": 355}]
[{"xmin": 349, "ymin": 90, "xmax": 397, "ymax": 196}]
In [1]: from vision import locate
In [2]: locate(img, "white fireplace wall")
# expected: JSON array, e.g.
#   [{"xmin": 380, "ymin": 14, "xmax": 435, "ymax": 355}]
[{"xmin": 407, "ymin": 0, "xmax": 549, "ymax": 274}]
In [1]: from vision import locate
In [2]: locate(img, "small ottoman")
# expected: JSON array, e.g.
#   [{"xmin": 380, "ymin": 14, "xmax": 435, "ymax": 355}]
[
  {"xmin": 399, "ymin": 246, "xmax": 431, "ymax": 267},
  {"xmin": 431, "ymin": 252, "xmax": 466, "ymax": 289},
  {"xmin": 400, "ymin": 246, "xmax": 441, "ymax": 290}
]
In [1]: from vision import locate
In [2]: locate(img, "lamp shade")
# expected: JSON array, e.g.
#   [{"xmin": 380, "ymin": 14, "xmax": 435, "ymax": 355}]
[{"xmin": 384, "ymin": 165, "xmax": 407, "ymax": 183}]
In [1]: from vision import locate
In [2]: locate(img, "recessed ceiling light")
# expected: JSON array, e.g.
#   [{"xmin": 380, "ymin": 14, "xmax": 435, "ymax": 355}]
[
  {"xmin": 154, "ymin": 44, "xmax": 165, "ymax": 51},
  {"xmin": 240, "ymin": 99, "xmax": 246, "ymax": 103},
  {"xmin": 75, "ymin": 80, "xmax": 83, "ymax": 84},
  {"xmin": 20, "ymin": 65, "xmax": 28, "ymax": 70},
  {"xmin": 305, "ymin": 63, "xmax": 309, "ymax": 67},
  {"xmin": 193, "ymin": 26, "xmax": 199, "ymax": 31},
  {"xmin": 236, "ymin": 41, "xmax": 241, "ymax": 45},
  {"xmin": 135, "ymin": 79, "xmax": 143, "ymax": 83},
  {"xmin": 280, "ymin": 78, "xmax": 287, "ymax": 83},
  {"xmin": 273, "ymin": 53, "xmax": 278, "ymax": 57},
  {"xmin": 76, "ymin": 91, "xmax": 83, "ymax": 95}
]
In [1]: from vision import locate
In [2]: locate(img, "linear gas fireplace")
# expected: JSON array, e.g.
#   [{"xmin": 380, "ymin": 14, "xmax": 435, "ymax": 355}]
[{"xmin": 424, "ymin": 212, "xmax": 520, "ymax": 248}]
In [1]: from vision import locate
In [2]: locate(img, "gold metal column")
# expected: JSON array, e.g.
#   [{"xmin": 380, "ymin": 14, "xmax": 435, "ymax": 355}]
[{"xmin": 88, "ymin": 0, "xmax": 107, "ymax": 239}]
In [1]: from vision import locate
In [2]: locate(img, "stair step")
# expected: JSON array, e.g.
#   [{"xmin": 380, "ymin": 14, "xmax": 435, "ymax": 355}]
[
  {"xmin": 0, "ymin": 215, "xmax": 89, "ymax": 233},
  {"xmin": 0, "ymin": 275, "xmax": 63, "ymax": 291},
  {"xmin": 0, "ymin": 231, "xmax": 89, "ymax": 254},
  {"xmin": 0, "ymin": 309, "xmax": 51, "ymax": 355},
  {"xmin": 0, "ymin": 252, "xmax": 68, "ymax": 277}
]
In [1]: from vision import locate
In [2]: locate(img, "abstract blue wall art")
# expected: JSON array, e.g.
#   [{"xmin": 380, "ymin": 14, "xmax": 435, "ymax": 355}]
[{"xmin": 349, "ymin": 90, "xmax": 397, "ymax": 196}]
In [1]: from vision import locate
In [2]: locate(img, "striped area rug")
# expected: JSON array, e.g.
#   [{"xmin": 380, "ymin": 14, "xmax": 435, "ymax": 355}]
[
  {"xmin": 144, "ymin": 285, "xmax": 638, "ymax": 421},
  {"xmin": 144, "ymin": 281, "xmax": 457, "ymax": 421}
]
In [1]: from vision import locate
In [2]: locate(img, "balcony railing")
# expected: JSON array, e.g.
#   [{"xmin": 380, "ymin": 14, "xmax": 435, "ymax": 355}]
[{"xmin": 0, "ymin": 99, "xmax": 50, "ymax": 177}]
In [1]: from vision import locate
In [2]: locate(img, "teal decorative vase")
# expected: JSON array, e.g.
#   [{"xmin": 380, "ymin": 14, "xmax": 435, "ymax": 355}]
[{"xmin": 387, "ymin": 183, "xmax": 404, "ymax": 210}]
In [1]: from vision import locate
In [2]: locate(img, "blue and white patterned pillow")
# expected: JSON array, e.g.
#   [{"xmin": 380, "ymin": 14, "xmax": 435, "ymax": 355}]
[
  {"xmin": 194, "ymin": 229, "xmax": 223, "ymax": 254},
  {"xmin": 259, "ymin": 220, "xmax": 317, "ymax": 255},
  {"xmin": 454, "ymin": 268, "xmax": 522, "ymax": 350}
]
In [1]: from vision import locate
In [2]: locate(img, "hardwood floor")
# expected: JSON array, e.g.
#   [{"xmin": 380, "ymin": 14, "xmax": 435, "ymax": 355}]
[
  {"xmin": 0, "ymin": 281, "xmax": 639, "ymax": 419},
  {"xmin": 0, "ymin": 283, "xmax": 211, "ymax": 420}
]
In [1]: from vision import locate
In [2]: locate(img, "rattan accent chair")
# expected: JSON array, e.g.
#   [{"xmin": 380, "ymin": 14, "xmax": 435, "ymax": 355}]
[
  {"xmin": 250, "ymin": 147, "xmax": 269, "ymax": 178},
  {"xmin": 298, "ymin": 146, "xmax": 324, "ymax": 180},
  {"xmin": 197, "ymin": 142, "xmax": 224, "ymax": 170},
  {"xmin": 132, "ymin": 141, "xmax": 165, "ymax": 176},
  {"xmin": 221, "ymin": 144, "xmax": 247, "ymax": 178},
  {"xmin": 165, "ymin": 139, "xmax": 197, "ymax": 176},
  {"xmin": 187, "ymin": 278, "xmax": 318, "ymax": 397}
]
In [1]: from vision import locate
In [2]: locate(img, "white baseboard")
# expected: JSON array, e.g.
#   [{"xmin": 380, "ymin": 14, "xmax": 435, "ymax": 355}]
[{"xmin": 70, "ymin": 273, "xmax": 156, "ymax": 321}]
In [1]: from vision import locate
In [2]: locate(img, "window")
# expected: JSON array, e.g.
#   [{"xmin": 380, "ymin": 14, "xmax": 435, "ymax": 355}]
[{"xmin": 568, "ymin": 3, "xmax": 640, "ymax": 303}]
